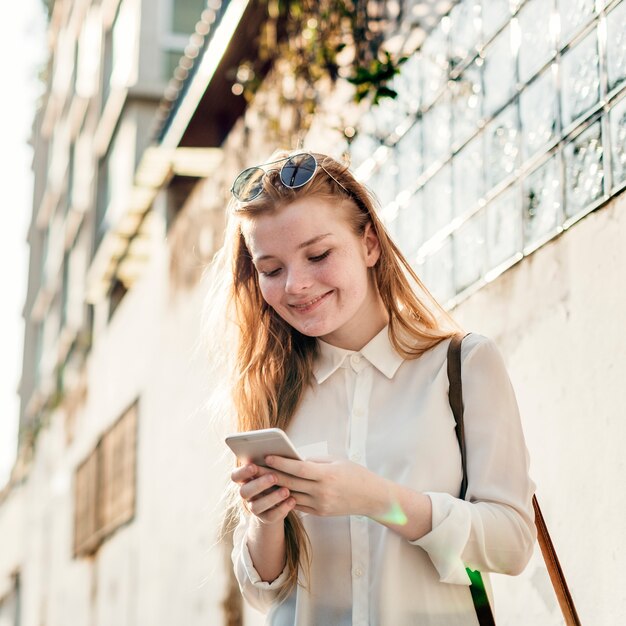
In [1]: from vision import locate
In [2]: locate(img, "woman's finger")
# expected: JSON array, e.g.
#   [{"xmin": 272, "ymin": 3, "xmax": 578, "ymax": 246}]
[
  {"xmin": 249, "ymin": 487, "xmax": 291, "ymax": 516},
  {"xmin": 230, "ymin": 464, "xmax": 258, "ymax": 484},
  {"xmin": 265, "ymin": 456, "xmax": 318, "ymax": 480},
  {"xmin": 239, "ymin": 472, "xmax": 277, "ymax": 501},
  {"xmin": 258, "ymin": 497, "xmax": 296, "ymax": 524},
  {"xmin": 289, "ymin": 492, "xmax": 316, "ymax": 510},
  {"xmin": 231, "ymin": 463, "xmax": 273, "ymax": 485},
  {"xmin": 268, "ymin": 468, "xmax": 315, "ymax": 493}
]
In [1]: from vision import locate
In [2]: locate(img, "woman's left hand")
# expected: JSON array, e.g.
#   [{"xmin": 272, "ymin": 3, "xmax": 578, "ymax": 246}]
[{"xmin": 264, "ymin": 455, "xmax": 387, "ymax": 518}]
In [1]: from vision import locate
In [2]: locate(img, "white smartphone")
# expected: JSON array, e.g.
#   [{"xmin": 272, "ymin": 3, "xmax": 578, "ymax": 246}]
[{"xmin": 225, "ymin": 428, "xmax": 303, "ymax": 466}]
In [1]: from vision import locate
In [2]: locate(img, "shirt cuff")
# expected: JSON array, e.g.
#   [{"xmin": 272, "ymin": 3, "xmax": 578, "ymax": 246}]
[
  {"xmin": 240, "ymin": 539, "xmax": 291, "ymax": 589},
  {"xmin": 409, "ymin": 492, "xmax": 472, "ymax": 586}
]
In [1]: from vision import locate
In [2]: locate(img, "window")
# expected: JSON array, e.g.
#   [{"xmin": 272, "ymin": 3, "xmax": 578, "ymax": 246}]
[
  {"xmin": 74, "ymin": 444, "xmax": 100, "ymax": 555},
  {"xmin": 94, "ymin": 155, "xmax": 110, "ymax": 254},
  {"xmin": 61, "ymin": 251, "xmax": 70, "ymax": 329},
  {"xmin": 354, "ymin": 0, "xmax": 626, "ymax": 305},
  {"xmin": 99, "ymin": 403, "xmax": 138, "ymax": 536},
  {"xmin": 101, "ymin": 26, "xmax": 113, "ymax": 111},
  {"xmin": 66, "ymin": 143, "xmax": 75, "ymax": 214},
  {"xmin": 108, "ymin": 278, "xmax": 128, "ymax": 319},
  {"xmin": 161, "ymin": 0, "xmax": 207, "ymax": 79},
  {"xmin": 0, "ymin": 571, "xmax": 20, "ymax": 626},
  {"xmin": 34, "ymin": 321, "xmax": 43, "ymax": 388},
  {"xmin": 74, "ymin": 402, "xmax": 138, "ymax": 557}
]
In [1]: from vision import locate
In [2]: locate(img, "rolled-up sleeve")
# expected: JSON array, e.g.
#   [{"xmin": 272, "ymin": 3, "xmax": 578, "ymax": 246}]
[
  {"xmin": 411, "ymin": 334, "xmax": 536, "ymax": 585},
  {"xmin": 231, "ymin": 512, "xmax": 290, "ymax": 612}
]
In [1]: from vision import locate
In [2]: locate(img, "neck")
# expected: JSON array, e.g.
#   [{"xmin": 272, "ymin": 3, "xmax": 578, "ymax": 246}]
[{"xmin": 320, "ymin": 295, "xmax": 389, "ymax": 352}]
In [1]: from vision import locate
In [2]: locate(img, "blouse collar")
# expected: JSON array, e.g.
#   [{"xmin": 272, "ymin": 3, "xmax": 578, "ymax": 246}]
[{"xmin": 313, "ymin": 326, "xmax": 404, "ymax": 384}]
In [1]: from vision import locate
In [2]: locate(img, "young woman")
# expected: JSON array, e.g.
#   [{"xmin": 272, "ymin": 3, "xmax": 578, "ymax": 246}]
[{"xmin": 223, "ymin": 151, "xmax": 535, "ymax": 625}]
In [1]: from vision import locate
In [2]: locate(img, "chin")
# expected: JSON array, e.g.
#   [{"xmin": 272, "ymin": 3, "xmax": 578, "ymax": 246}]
[{"xmin": 292, "ymin": 319, "xmax": 337, "ymax": 339}]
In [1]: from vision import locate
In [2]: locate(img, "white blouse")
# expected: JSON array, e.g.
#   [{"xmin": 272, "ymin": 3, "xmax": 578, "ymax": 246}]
[{"xmin": 232, "ymin": 329, "xmax": 536, "ymax": 625}]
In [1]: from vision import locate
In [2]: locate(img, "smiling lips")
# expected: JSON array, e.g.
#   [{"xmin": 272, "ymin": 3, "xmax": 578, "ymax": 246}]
[{"xmin": 288, "ymin": 290, "xmax": 334, "ymax": 312}]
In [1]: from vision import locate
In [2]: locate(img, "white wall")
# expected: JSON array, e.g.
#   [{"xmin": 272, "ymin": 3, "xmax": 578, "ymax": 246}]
[
  {"xmin": 454, "ymin": 191, "xmax": 626, "ymax": 625},
  {"xmin": 0, "ymin": 486, "xmax": 24, "ymax": 601},
  {"xmin": 0, "ymin": 219, "xmax": 242, "ymax": 626}
]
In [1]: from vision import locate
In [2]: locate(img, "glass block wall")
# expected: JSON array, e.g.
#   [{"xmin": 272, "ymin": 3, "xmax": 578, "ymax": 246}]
[{"xmin": 351, "ymin": 0, "xmax": 626, "ymax": 305}]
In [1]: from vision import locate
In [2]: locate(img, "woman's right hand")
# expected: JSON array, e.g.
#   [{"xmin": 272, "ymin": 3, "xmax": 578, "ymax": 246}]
[
  {"xmin": 231, "ymin": 463, "xmax": 296, "ymax": 525},
  {"xmin": 232, "ymin": 463, "xmax": 294, "ymax": 583}
]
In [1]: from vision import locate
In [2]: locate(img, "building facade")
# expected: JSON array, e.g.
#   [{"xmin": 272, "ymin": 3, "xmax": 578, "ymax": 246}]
[{"xmin": 1, "ymin": 0, "xmax": 625, "ymax": 624}]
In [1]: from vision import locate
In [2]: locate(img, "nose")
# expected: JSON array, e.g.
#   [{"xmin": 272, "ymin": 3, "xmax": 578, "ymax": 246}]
[{"xmin": 284, "ymin": 265, "xmax": 312, "ymax": 294}]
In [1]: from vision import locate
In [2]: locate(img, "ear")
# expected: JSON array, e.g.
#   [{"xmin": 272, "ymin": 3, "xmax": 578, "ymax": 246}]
[{"xmin": 362, "ymin": 222, "xmax": 382, "ymax": 268}]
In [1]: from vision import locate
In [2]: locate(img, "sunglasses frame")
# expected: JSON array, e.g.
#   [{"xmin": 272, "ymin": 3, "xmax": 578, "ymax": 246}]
[{"xmin": 230, "ymin": 152, "xmax": 350, "ymax": 203}]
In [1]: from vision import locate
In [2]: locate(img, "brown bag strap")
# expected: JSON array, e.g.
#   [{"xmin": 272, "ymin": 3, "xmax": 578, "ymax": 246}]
[
  {"xmin": 533, "ymin": 495, "xmax": 582, "ymax": 625},
  {"xmin": 447, "ymin": 333, "xmax": 582, "ymax": 626}
]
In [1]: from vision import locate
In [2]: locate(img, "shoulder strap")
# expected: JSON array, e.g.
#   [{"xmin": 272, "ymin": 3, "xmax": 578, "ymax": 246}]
[
  {"xmin": 447, "ymin": 333, "xmax": 468, "ymax": 499},
  {"xmin": 447, "ymin": 333, "xmax": 495, "ymax": 626},
  {"xmin": 447, "ymin": 333, "xmax": 581, "ymax": 626}
]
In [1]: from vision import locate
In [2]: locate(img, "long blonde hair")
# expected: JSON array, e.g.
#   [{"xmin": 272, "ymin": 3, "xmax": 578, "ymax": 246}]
[{"xmin": 224, "ymin": 150, "xmax": 462, "ymax": 597}]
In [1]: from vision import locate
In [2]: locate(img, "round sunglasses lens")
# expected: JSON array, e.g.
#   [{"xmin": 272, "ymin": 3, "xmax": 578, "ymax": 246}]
[
  {"xmin": 232, "ymin": 167, "xmax": 265, "ymax": 201},
  {"xmin": 280, "ymin": 154, "xmax": 317, "ymax": 189}
]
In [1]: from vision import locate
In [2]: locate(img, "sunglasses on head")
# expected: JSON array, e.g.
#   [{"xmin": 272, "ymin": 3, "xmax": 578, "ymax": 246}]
[{"xmin": 230, "ymin": 152, "xmax": 350, "ymax": 203}]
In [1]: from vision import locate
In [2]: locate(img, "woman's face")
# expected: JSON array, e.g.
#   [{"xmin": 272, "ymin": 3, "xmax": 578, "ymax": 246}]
[{"xmin": 242, "ymin": 196, "xmax": 386, "ymax": 350}]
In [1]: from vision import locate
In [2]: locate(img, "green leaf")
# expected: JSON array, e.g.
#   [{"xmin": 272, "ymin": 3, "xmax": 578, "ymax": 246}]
[{"xmin": 375, "ymin": 86, "xmax": 398, "ymax": 99}]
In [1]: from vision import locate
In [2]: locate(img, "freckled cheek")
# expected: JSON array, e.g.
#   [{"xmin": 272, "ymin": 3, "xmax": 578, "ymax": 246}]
[
  {"xmin": 317, "ymin": 259, "xmax": 362, "ymax": 293},
  {"xmin": 259, "ymin": 281, "xmax": 273, "ymax": 305},
  {"xmin": 258, "ymin": 281, "xmax": 281, "ymax": 308}
]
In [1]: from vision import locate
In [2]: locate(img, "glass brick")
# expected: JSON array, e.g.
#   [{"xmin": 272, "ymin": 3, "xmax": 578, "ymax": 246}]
[
  {"xmin": 423, "ymin": 94, "xmax": 452, "ymax": 164},
  {"xmin": 423, "ymin": 164, "xmax": 453, "ymax": 240},
  {"xmin": 394, "ymin": 53, "xmax": 422, "ymax": 116},
  {"xmin": 520, "ymin": 66, "xmax": 559, "ymax": 162},
  {"xmin": 372, "ymin": 95, "xmax": 402, "ymax": 137},
  {"xmin": 451, "ymin": 59, "xmax": 483, "ymax": 149},
  {"xmin": 449, "ymin": 0, "xmax": 481, "ymax": 69},
  {"xmin": 483, "ymin": 23, "xmax": 517, "ymax": 117},
  {"xmin": 395, "ymin": 119, "xmax": 423, "ymax": 195},
  {"xmin": 486, "ymin": 184, "xmax": 523, "ymax": 268},
  {"xmin": 394, "ymin": 190, "xmax": 425, "ymax": 258},
  {"xmin": 560, "ymin": 29, "xmax": 600, "ymax": 128},
  {"xmin": 607, "ymin": 0, "xmax": 626, "ymax": 93},
  {"xmin": 482, "ymin": 0, "xmax": 512, "ymax": 44},
  {"xmin": 421, "ymin": 23, "xmax": 449, "ymax": 108},
  {"xmin": 453, "ymin": 132, "xmax": 485, "ymax": 217},
  {"xmin": 349, "ymin": 131, "xmax": 380, "ymax": 170},
  {"xmin": 423, "ymin": 237, "xmax": 454, "ymax": 302},
  {"xmin": 518, "ymin": 0, "xmax": 555, "ymax": 84},
  {"xmin": 454, "ymin": 210, "xmax": 486, "ymax": 291},
  {"xmin": 484, "ymin": 101, "xmax": 520, "ymax": 192},
  {"xmin": 558, "ymin": 0, "xmax": 596, "ymax": 46},
  {"xmin": 610, "ymin": 95, "xmax": 626, "ymax": 189},
  {"xmin": 368, "ymin": 154, "xmax": 399, "ymax": 209},
  {"xmin": 563, "ymin": 121, "xmax": 603, "ymax": 218},
  {"xmin": 523, "ymin": 153, "xmax": 563, "ymax": 247}
]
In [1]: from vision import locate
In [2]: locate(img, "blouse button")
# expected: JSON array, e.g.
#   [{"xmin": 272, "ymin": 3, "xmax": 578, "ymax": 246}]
[
  {"xmin": 350, "ymin": 354, "xmax": 361, "ymax": 366},
  {"xmin": 350, "ymin": 452, "xmax": 361, "ymax": 462},
  {"xmin": 353, "ymin": 568, "xmax": 363, "ymax": 577}
]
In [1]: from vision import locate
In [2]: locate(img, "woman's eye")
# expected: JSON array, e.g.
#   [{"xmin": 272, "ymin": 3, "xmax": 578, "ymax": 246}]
[
  {"xmin": 261, "ymin": 268, "xmax": 281, "ymax": 277},
  {"xmin": 309, "ymin": 250, "xmax": 331, "ymax": 263}
]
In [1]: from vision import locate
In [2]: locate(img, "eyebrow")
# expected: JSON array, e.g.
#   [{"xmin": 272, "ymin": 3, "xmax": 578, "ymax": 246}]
[{"xmin": 255, "ymin": 233, "xmax": 332, "ymax": 262}]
